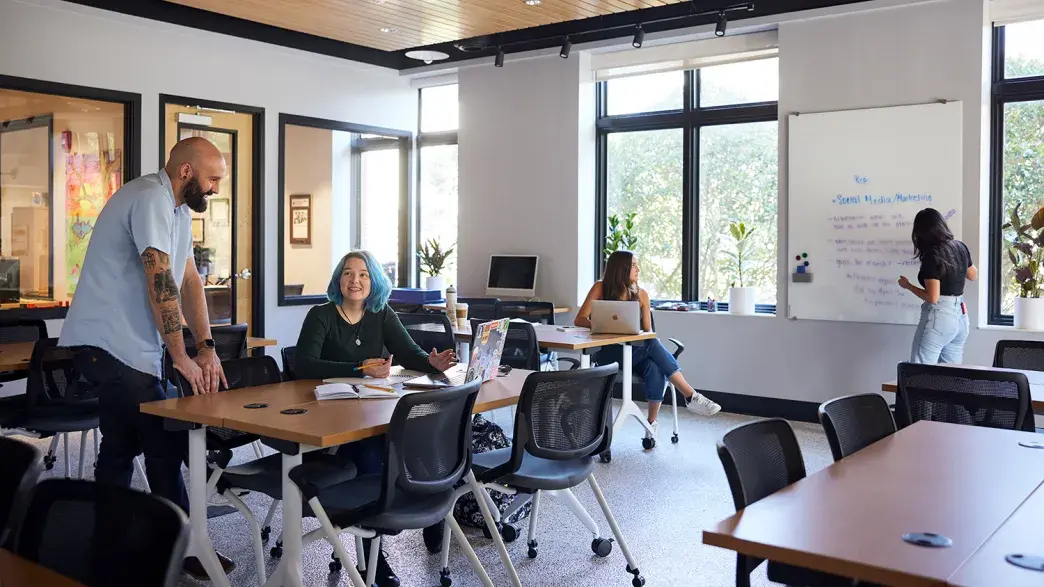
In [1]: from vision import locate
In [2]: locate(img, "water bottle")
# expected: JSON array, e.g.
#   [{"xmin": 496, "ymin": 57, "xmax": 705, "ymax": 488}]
[{"xmin": 445, "ymin": 284, "xmax": 456, "ymax": 323}]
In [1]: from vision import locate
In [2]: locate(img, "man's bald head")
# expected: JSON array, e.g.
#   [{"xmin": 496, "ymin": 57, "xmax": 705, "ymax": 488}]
[{"xmin": 164, "ymin": 136, "xmax": 226, "ymax": 213}]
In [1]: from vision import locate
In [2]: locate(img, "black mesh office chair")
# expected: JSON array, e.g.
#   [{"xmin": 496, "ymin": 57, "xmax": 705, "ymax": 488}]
[
  {"xmin": 0, "ymin": 436, "xmax": 42, "ymax": 548},
  {"xmin": 717, "ymin": 419, "xmax": 855, "ymax": 587},
  {"xmin": 281, "ymin": 346, "xmax": 297, "ymax": 381},
  {"xmin": 895, "ymin": 362, "xmax": 1034, "ymax": 432},
  {"xmin": 11, "ymin": 478, "xmax": 188, "ymax": 587},
  {"xmin": 289, "ymin": 381, "xmax": 489, "ymax": 587},
  {"xmin": 399, "ymin": 312, "xmax": 456, "ymax": 354},
  {"xmin": 993, "ymin": 339, "xmax": 1044, "ymax": 371},
  {"xmin": 20, "ymin": 339, "xmax": 99, "ymax": 479},
  {"xmin": 472, "ymin": 365, "xmax": 646, "ymax": 587},
  {"xmin": 458, "ymin": 297, "xmax": 500, "ymax": 320},
  {"xmin": 495, "ymin": 301, "xmax": 580, "ymax": 371},
  {"xmin": 818, "ymin": 393, "xmax": 896, "ymax": 462}
]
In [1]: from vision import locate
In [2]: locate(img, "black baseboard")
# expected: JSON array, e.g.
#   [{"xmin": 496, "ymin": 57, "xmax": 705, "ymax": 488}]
[{"xmin": 611, "ymin": 383, "xmax": 820, "ymax": 424}]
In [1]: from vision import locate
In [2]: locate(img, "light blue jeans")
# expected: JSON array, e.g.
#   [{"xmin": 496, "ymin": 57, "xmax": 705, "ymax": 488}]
[{"xmin": 910, "ymin": 296, "xmax": 969, "ymax": 364}]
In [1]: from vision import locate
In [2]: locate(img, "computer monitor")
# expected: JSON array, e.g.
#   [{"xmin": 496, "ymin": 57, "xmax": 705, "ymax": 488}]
[{"xmin": 485, "ymin": 255, "xmax": 538, "ymax": 298}]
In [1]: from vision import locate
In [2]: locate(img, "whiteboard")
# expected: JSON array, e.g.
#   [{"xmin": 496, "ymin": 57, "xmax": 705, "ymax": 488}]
[{"xmin": 787, "ymin": 102, "xmax": 963, "ymax": 325}]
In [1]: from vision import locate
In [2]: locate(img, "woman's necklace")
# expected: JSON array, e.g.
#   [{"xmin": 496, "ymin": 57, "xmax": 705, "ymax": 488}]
[{"xmin": 336, "ymin": 304, "xmax": 364, "ymax": 346}]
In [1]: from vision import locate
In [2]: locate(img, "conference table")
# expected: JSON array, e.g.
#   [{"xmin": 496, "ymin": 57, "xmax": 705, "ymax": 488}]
[
  {"xmin": 0, "ymin": 337, "xmax": 276, "ymax": 373},
  {"xmin": 0, "ymin": 549, "xmax": 86, "ymax": 587},
  {"xmin": 702, "ymin": 421, "xmax": 1044, "ymax": 586},
  {"xmin": 880, "ymin": 364, "xmax": 1044, "ymax": 414},
  {"xmin": 141, "ymin": 370, "xmax": 533, "ymax": 587}
]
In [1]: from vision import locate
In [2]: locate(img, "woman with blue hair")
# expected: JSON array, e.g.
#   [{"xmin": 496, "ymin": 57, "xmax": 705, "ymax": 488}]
[{"xmin": 295, "ymin": 249, "xmax": 456, "ymax": 586}]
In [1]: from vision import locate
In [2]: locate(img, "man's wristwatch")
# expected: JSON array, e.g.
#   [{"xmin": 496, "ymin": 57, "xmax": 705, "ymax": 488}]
[{"xmin": 197, "ymin": 338, "xmax": 216, "ymax": 352}]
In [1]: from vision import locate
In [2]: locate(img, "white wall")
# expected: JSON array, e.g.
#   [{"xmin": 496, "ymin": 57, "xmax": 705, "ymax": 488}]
[{"xmin": 0, "ymin": 0, "xmax": 416, "ymax": 358}]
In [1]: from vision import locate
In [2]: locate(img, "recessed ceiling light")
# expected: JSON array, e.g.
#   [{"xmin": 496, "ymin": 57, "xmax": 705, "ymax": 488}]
[
  {"xmin": 379, "ymin": 27, "xmax": 397, "ymax": 33},
  {"xmin": 405, "ymin": 50, "xmax": 450, "ymax": 64},
  {"xmin": 523, "ymin": 0, "xmax": 541, "ymax": 5}
]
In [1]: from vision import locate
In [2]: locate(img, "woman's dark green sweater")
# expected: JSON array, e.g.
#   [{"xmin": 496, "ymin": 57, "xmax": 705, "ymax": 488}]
[{"xmin": 295, "ymin": 303, "xmax": 437, "ymax": 379}]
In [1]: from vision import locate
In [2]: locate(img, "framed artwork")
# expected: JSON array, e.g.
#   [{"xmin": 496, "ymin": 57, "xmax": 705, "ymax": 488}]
[
  {"xmin": 290, "ymin": 194, "xmax": 311, "ymax": 245},
  {"xmin": 191, "ymin": 217, "xmax": 205, "ymax": 244},
  {"xmin": 209, "ymin": 198, "xmax": 230, "ymax": 225}
]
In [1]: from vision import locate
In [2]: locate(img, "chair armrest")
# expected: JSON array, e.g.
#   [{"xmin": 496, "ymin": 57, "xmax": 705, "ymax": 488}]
[
  {"xmin": 558, "ymin": 357, "xmax": 581, "ymax": 370},
  {"xmin": 667, "ymin": 338, "xmax": 685, "ymax": 359}
]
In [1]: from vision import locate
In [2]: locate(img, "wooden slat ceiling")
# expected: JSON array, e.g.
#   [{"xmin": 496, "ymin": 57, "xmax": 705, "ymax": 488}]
[{"xmin": 163, "ymin": 0, "xmax": 691, "ymax": 52}]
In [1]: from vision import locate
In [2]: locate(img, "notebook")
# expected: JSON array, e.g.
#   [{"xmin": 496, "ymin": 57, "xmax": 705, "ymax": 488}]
[{"xmin": 314, "ymin": 382, "xmax": 401, "ymax": 401}]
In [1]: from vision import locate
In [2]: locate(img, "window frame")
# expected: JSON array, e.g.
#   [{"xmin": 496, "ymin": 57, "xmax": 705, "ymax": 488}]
[
  {"xmin": 0, "ymin": 74, "xmax": 141, "ymax": 320},
  {"xmin": 276, "ymin": 113, "xmax": 413, "ymax": 306},
  {"xmin": 416, "ymin": 85, "xmax": 459, "ymax": 287},
  {"xmin": 988, "ymin": 25, "xmax": 1044, "ymax": 325},
  {"xmin": 594, "ymin": 62, "xmax": 778, "ymax": 311}
]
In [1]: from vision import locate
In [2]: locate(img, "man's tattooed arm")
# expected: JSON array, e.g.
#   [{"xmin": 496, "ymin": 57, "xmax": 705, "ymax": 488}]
[{"xmin": 141, "ymin": 247, "xmax": 189, "ymax": 360}]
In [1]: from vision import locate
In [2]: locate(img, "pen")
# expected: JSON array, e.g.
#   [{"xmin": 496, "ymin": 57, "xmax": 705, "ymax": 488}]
[{"xmin": 362, "ymin": 384, "xmax": 396, "ymax": 393}]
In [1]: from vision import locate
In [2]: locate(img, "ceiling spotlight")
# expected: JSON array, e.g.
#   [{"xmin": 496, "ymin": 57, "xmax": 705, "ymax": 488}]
[
  {"xmin": 495, "ymin": 48, "xmax": 505, "ymax": 67},
  {"xmin": 379, "ymin": 27, "xmax": 397, "ymax": 33},
  {"xmin": 405, "ymin": 50, "xmax": 449, "ymax": 64},
  {"xmin": 560, "ymin": 37, "xmax": 572, "ymax": 59},
  {"xmin": 715, "ymin": 11, "xmax": 727, "ymax": 37},
  {"xmin": 632, "ymin": 25, "xmax": 644, "ymax": 49},
  {"xmin": 523, "ymin": 0, "xmax": 541, "ymax": 4}
]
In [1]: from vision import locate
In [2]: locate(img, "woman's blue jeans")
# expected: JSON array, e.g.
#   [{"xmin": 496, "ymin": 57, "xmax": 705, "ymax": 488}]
[
  {"xmin": 910, "ymin": 296, "xmax": 969, "ymax": 364},
  {"xmin": 593, "ymin": 339, "xmax": 681, "ymax": 402}
]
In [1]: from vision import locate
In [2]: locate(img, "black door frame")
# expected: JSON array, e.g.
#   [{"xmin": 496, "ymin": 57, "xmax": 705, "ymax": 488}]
[{"xmin": 159, "ymin": 95, "xmax": 266, "ymax": 336}]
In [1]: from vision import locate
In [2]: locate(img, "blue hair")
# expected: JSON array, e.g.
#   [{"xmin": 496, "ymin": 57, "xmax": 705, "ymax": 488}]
[{"xmin": 326, "ymin": 250, "xmax": 392, "ymax": 313}]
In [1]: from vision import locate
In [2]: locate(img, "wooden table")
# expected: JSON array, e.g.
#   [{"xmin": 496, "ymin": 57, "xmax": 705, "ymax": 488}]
[
  {"xmin": 949, "ymin": 482, "xmax": 1044, "ymax": 586},
  {"xmin": 881, "ymin": 364, "xmax": 1044, "ymax": 414},
  {"xmin": 142, "ymin": 371, "xmax": 532, "ymax": 587},
  {"xmin": 423, "ymin": 303, "xmax": 573, "ymax": 314},
  {"xmin": 0, "ymin": 549, "xmax": 85, "ymax": 587},
  {"xmin": 703, "ymin": 421, "xmax": 1044, "ymax": 586}
]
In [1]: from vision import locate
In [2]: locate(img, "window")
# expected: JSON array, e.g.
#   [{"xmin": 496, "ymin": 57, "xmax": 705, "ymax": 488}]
[
  {"xmin": 277, "ymin": 114, "xmax": 411, "ymax": 305},
  {"xmin": 0, "ymin": 76, "xmax": 139, "ymax": 318},
  {"xmin": 418, "ymin": 85, "xmax": 459, "ymax": 289},
  {"xmin": 989, "ymin": 22, "xmax": 1044, "ymax": 324},
  {"xmin": 596, "ymin": 58, "xmax": 779, "ymax": 308}
]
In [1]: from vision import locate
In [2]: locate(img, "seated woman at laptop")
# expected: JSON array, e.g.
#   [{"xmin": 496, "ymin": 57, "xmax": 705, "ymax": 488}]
[
  {"xmin": 576, "ymin": 250, "xmax": 721, "ymax": 444},
  {"xmin": 296, "ymin": 249, "xmax": 456, "ymax": 587}
]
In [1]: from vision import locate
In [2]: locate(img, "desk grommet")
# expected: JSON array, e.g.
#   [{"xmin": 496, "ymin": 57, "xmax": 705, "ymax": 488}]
[
  {"xmin": 1006, "ymin": 554, "xmax": 1044, "ymax": 572},
  {"xmin": 280, "ymin": 408, "xmax": 307, "ymax": 415}
]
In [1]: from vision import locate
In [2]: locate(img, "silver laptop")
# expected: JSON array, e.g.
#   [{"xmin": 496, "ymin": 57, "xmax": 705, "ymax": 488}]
[
  {"xmin": 590, "ymin": 300, "xmax": 641, "ymax": 335},
  {"xmin": 403, "ymin": 319, "xmax": 510, "ymax": 389}
]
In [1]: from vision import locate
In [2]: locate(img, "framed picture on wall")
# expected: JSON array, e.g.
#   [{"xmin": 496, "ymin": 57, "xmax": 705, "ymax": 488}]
[
  {"xmin": 191, "ymin": 217, "xmax": 205, "ymax": 244},
  {"xmin": 209, "ymin": 198, "xmax": 230, "ymax": 225},
  {"xmin": 290, "ymin": 194, "xmax": 311, "ymax": 245}
]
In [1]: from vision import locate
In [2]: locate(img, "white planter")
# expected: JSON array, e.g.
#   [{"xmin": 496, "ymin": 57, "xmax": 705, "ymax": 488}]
[
  {"xmin": 1015, "ymin": 296, "xmax": 1044, "ymax": 331},
  {"xmin": 425, "ymin": 275, "xmax": 446, "ymax": 297},
  {"xmin": 729, "ymin": 287, "xmax": 757, "ymax": 315}
]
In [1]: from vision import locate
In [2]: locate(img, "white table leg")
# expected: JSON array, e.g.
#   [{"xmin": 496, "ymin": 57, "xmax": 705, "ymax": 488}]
[
  {"xmin": 276, "ymin": 450, "xmax": 304, "ymax": 587},
  {"xmin": 612, "ymin": 343, "xmax": 653, "ymax": 436},
  {"xmin": 186, "ymin": 426, "xmax": 232, "ymax": 587},
  {"xmin": 580, "ymin": 353, "xmax": 591, "ymax": 368}
]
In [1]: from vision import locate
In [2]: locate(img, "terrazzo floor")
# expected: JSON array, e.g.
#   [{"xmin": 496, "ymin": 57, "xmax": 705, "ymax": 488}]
[{"xmin": 17, "ymin": 404, "xmax": 834, "ymax": 587}]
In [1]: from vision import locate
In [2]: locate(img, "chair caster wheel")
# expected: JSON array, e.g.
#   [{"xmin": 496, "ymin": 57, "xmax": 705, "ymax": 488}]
[
  {"xmin": 260, "ymin": 526, "xmax": 271, "ymax": 542},
  {"xmin": 591, "ymin": 538, "xmax": 613, "ymax": 557},
  {"xmin": 671, "ymin": 433, "xmax": 679, "ymax": 444},
  {"xmin": 440, "ymin": 568, "xmax": 452, "ymax": 587},
  {"xmin": 270, "ymin": 543, "xmax": 283, "ymax": 558},
  {"xmin": 527, "ymin": 539, "xmax": 538, "ymax": 559},
  {"xmin": 632, "ymin": 576, "xmax": 646, "ymax": 586},
  {"xmin": 600, "ymin": 450, "xmax": 612, "ymax": 463},
  {"xmin": 43, "ymin": 455, "xmax": 55, "ymax": 470},
  {"xmin": 329, "ymin": 559, "xmax": 342, "ymax": 573},
  {"xmin": 642, "ymin": 437, "xmax": 655, "ymax": 450},
  {"xmin": 501, "ymin": 524, "xmax": 518, "ymax": 543}
]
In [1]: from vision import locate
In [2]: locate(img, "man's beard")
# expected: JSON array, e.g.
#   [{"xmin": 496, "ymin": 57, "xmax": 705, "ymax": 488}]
[{"xmin": 182, "ymin": 176, "xmax": 211, "ymax": 213}]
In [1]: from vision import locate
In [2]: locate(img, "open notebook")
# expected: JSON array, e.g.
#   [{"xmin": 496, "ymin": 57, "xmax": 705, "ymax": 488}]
[{"xmin": 315, "ymin": 367, "xmax": 428, "ymax": 401}]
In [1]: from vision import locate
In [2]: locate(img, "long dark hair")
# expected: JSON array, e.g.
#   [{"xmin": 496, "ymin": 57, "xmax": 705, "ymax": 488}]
[
  {"xmin": 603, "ymin": 250, "xmax": 638, "ymax": 301},
  {"xmin": 912, "ymin": 208, "xmax": 961, "ymax": 271}
]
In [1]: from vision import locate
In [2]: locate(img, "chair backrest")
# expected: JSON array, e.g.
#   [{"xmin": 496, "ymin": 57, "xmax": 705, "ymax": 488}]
[
  {"xmin": 0, "ymin": 436, "xmax": 42, "ymax": 548},
  {"xmin": 717, "ymin": 418, "xmax": 806, "ymax": 513},
  {"xmin": 0, "ymin": 319, "xmax": 47, "ymax": 344},
  {"xmin": 26, "ymin": 339, "xmax": 95, "ymax": 411},
  {"xmin": 496, "ymin": 301, "xmax": 556, "ymax": 326},
  {"xmin": 993, "ymin": 339, "xmax": 1044, "ymax": 371},
  {"xmin": 508, "ymin": 365, "xmax": 618, "ymax": 468},
  {"xmin": 173, "ymin": 355, "xmax": 282, "ymax": 398},
  {"xmin": 378, "ymin": 380, "xmax": 482, "ymax": 510},
  {"xmin": 458, "ymin": 297, "xmax": 500, "ymax": 320},
  {"xmin": 281, "ymin": 346, "xmax": 297, "ymax": 381},
  {"xmin": 398, "ymin": 312, "xmax": 456, "ymax": 354},
  {"xmin": 12, "ymin": 478, "xmax": 188, "ymax": 587},
  {"xmin": 817, "ymin": 393, "xmax": 896, "ymax": 462},
  {"xmin": 471, "ymin": 318, "xmax": 540, "ymax": 371},
  {"xmin": 895, "ymin": 362, "xmax": 1033, "ymax": 432}
]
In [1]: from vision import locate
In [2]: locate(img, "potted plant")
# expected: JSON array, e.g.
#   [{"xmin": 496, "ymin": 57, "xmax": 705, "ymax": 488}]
[
  {"xmin": 193, "ymin": 245, "xmax": 216, "ymax": 283},
  {"xmin": 604, "ymin": 212, "xmax": 638, "ymax": 260},
  {"xmin": 1004, "ymin": 203, "xmax": 1044, "ymax": 330},
  {"xmin": 418, "ymin": 238, "xmax": 454, "ymax": 295},
  {"xmin": 723, "ymin": 221, "xmax": 758, "ymax": 315}
]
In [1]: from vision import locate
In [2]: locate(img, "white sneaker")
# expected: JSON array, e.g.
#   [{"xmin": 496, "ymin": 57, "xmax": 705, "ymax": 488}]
[
  {"xmin": 644, "ymin": 420, "xmax": 659, "ymax": 442},
  {"xmin": 685, "ymin": 393, "xmax": 721, "ymax": 416}
]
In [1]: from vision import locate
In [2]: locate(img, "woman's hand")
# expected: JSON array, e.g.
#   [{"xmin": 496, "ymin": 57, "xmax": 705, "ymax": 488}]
[
  {"xmin": 898, "ymin": 276, "xmax": 911, "ymax": 290},
  {"xmin": 428, "ymin": 348, "xmax": 457, "ymax": 372},
  {"xmin": 361, "ymin": 356, "xmax": 393, "ymax": 379}
]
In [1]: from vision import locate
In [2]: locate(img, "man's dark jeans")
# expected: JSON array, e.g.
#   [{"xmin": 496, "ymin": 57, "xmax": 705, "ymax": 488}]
[{"xmin": 72, "ymin": 346, "xmax": 189, "ymax": 512}]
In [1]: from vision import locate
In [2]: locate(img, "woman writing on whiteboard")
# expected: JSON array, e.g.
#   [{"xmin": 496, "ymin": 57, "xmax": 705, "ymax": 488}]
[
  {"xmin": 576, "ymin": 250, "xmax": 721, "ymax": 448},
  {"xmin": 898, "ymin": 208, "xmax": 977, "ymax": 364}
]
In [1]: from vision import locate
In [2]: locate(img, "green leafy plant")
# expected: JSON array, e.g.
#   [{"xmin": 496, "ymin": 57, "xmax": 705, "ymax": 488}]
[
  {"xmin": 604, "ymin": 212, "xmax": 638, "ymax": 260},
  {"xmin": 722, "ymin": 221, "xmax": 756, "ymax": 288},
  {"xmin": 1003, "ymin": 203, "xmax": 1044, "ymax": 298},
  {"xmin": 193, "ymin": 245, "xmax": 215, "ymax": 271},
  {"xmin": 417, "ymin": 238, "xmax": 455, "ymax": 277}
]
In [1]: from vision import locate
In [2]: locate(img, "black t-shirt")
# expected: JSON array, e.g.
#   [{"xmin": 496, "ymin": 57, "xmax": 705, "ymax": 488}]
[{"xmin": 917, "ymin": 240, "xmax": 972, "ymax": 296}]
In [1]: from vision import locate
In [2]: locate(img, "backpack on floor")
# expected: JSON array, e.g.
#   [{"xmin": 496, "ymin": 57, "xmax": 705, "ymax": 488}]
[{"xmin": 453, "ymin": 413, "xmax": 531, "ymax": 530}]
